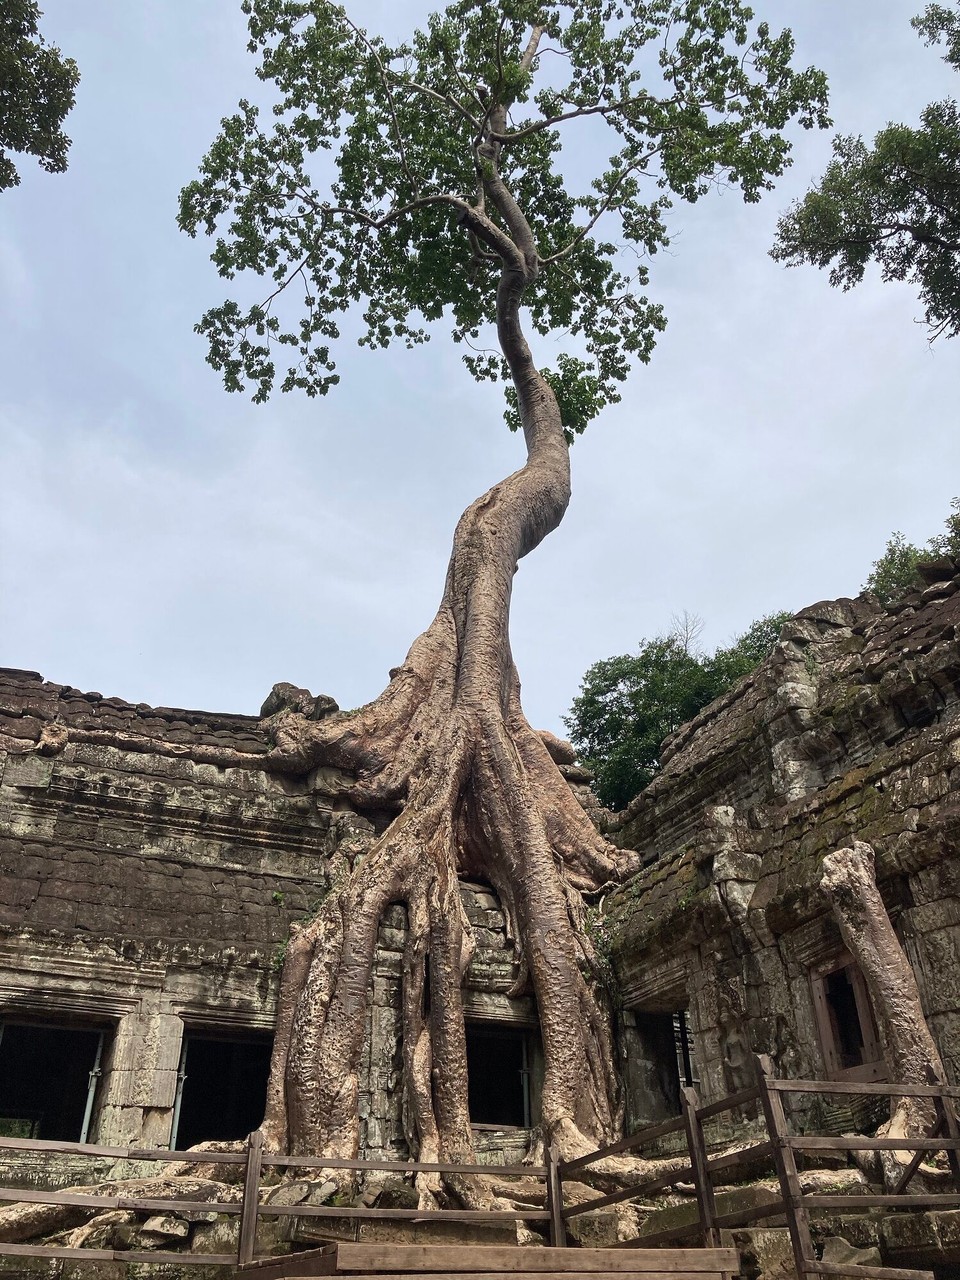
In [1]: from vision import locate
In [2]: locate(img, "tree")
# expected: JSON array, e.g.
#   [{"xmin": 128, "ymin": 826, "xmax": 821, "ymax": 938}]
[
  {"xmin": 864, "ymin": 496, "xmax": 960, "ymax": 604},
  {"xmin": 0, "ymin": 1, "xmax": 79, "ymax": 193},
  {"xmin": 771, "ymin": 2, "xmax": 960, "ymax": 339},
  {"xmin": 93, "ymin": 0, "xmax": 827, "ymax": 1184},
  {"xmin": 566, "ymin": 612, "xmax": 790, "ymax": 810}
]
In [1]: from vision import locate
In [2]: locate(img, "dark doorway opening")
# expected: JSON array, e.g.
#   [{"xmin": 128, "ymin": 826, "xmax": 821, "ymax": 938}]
[
  {"xmin": 811, "ymin": 957, "xmax": 883, "ymax": 1080},
  {"xmin": 814, "ymin": 962, "xmax": 885, "ymax": 1080},
  {"xmin": 465, "ymin": 1024, "xmax": 535, "ymax": 1128},
  {"xmin": 171, "ymin": 1033, "xmax": 272, "ymax": 1150},
  {"xmin": 825, "ymin": 966, "xmax": 866, "ymax": 1069},
  {"xmin": 0, "ymin": 1021, "xmax": 105, "ymax": 1141}
]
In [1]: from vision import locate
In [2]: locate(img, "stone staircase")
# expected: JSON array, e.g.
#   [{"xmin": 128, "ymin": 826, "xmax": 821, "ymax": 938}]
[{"xmin": 237, "ymin": 1242, "xmax": 740, "ymax": 1280}]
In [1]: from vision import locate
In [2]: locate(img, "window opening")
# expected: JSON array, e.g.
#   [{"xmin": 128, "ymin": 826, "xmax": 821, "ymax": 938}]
[
  {"xmin": 465, "ymin": 1024, "xmax": 535, "ymax": 1128},
  {"xmin": 825, "ymin": 967, "xmax": 865, "ymax": 1068},
  {"xmin": 170, "ymin": 1033, "xmax": 272, "ymax": 1150},
  {"xmin": 811, "ymin": 957, "xmax": 883, "ymax": 1080},
  {"xmin": 0, "ymin": 1021, "xmax": 105, "ymax": 1142}
]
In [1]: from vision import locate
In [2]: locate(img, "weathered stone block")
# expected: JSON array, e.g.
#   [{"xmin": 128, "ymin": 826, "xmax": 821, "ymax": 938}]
[
  {"xmin": 139, "ymin": 1213, "xmax": 191, "ymax": 1241},
  {"xmin": 879, "ymin": 1211, "xmax": 941, "ymax": 1263},
  {"xmin": 636, "ymin": 1186, "xmax": 783, "ymax": 1242},
  {"xmin": 726, "ymin": 1227, "xmax": 795, "ymax": 1280},
  {"xmin": 821, "ymin": 1235, "xmax": 882, "ymax": 1270}
]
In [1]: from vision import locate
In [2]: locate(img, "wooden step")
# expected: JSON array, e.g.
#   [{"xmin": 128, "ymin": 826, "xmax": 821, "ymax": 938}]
[
  {"xmin": 238, "ymin": 1242, "xmax": 740, "ymax": 1280},
  {"xmin": 238, "ymin": 1246, "xmax": 337, "ymax": 1278},
  {"xmin": 287, "ymin": 1273, "xmax": 732, "ymax": 1280},
  {"xmin": 332, "ymin": 1244, "xmax": 739, "ymax": 1273}
]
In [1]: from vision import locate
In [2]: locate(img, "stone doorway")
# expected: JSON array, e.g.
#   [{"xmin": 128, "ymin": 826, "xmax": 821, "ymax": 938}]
[
  {"xmin": 0, "ymin": 1020, "xmax": 106, "ymax": 1142},
  {"xmin": 170, "ymin": 1032, "xmax": 272, "ymax": 1149},
  {"xmin": 465, "ymin": 1023, "xmax": 540, "ymax": 1129}
]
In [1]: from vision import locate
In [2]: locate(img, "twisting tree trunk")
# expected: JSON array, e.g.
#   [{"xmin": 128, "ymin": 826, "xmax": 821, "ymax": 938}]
[
  {"xmin": 32, "ymin": 30, "xmax": 636, "ymax": 1188},
  {"xmin": 0, "ymin": 0, "xmax": 838, "ymax": 1246},
  {"xmin": 260, "ymin": 220, "xmax": 627, "ymax": 1179}
]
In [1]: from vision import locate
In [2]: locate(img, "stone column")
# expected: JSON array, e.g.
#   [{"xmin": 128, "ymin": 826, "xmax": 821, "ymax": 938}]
[{"xmin": 95, "ymin": 1005, "xmax": 183, "ymax": 1148}]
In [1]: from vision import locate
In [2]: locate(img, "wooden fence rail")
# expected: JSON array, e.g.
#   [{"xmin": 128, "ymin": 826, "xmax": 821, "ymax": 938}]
[
  {"xmin": 1, "ymin": 1056, "xmax": 959, "ymax": 1272},
  {"xmin": 0, "ymin": 1130, "xmax": 560, "ymax": 1268}
]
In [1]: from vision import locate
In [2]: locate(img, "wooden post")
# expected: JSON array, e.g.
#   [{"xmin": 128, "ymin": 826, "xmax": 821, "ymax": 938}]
[
  {"xmin": 545, "ymin": 1143, "xmax": 567, "ymax": 1247},
  {"xmin": 754, "ymin": 1054, "xmax": 819, "ymax": 1280},
  {"xmin": 938, "ymin": 1100, "xmax": 960, "ymax": 1192},
  {"xmin": 680, "ymin": 1086, "xmax": 719, "ymax": 1247},
  {"xmin": 238, "ymin": 1128, "xmax": 264, "ymax": 1267}
]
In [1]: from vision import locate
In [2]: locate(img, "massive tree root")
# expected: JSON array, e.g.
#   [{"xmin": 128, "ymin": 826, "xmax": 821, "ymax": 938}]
[{"xmin": 255, "ymin": 428, "xmax": 637, "ymax": 1188}]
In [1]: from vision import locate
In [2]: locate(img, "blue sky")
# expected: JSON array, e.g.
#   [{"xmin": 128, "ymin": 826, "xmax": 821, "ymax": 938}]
[{"xmin": 1, "ymin": 1, "xmax": 957, "ymax": 734}]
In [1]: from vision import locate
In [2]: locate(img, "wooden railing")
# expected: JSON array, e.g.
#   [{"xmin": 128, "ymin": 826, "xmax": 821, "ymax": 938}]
[
  {"xmin": 754, "ymin": 1054, "xmax": 960, "ymax": 1280},
  {"xmin": 560, "ymin": 1081, "xmax": 772, "ymax": 1247},
  {"xmin": 0, "ymin": 1130, "xmax": 558, "ymax": 1267},
  {"xmin": 1, "ymin": 1056, "xmax": 959, "ymax": 1272},
  {"xmin": 561, "ymin": 1054, "xmax": 960, "ymax": 1280}
]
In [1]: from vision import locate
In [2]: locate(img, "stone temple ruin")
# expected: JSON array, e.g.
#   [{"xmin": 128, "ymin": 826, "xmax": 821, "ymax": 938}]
[{"xmin": 2, "ymin": 559, "xmax": 960, "ymax": 1273}]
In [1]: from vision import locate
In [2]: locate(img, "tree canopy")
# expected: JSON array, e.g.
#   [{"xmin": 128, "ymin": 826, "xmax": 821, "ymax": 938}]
[
  {"xmin": 0, "ymin": 1, "xmax": 79, "ymax": 193},
  {"xmin": 565, "ymin": 611, "xmax": 790, "ymax": 810},
  {"xmin": 180, "ymin": 0, "xmax": 829, "ymax": 433},
  {"xmin": 771, "ymin": 1, "xmax": 960, "ymax": 339}
]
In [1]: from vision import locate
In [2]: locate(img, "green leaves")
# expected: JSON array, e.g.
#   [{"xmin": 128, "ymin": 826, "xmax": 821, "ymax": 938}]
[
  {"xmin": 0, "ymin": 0, "xmax": 79, "ymax": 193},
  {"xmin": 773, "ymin": 2, "xmax": 960, "ymax": 340},
  {"xmin": 864, "ymin": 497, "xmax": 960, "ymax": 605},
  {"xmin": 565, "ymin": 610, "xmax": 791, "ymax": 809},
  {"xmin": 181, "ymin": 1, "xmax": 829, "ymax": 429}
]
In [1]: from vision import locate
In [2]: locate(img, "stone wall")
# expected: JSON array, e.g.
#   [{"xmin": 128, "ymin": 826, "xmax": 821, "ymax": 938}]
[
  {"xmin": 0, "ymin": 668, "xmax": 538, "ymax": 1165},
  {"xmin": 0, "ymin": 667, "xmax": 341, "ymax": 1151},
  {"xmin": 604, "ymin": 559, "xmax": 960, "ymax": 1119}
]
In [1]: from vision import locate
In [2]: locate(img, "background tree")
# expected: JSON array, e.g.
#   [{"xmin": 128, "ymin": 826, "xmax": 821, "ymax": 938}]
[
  {"xmin": 171, "ymin": 0, "xmax": 828, "ymax": 1184},
  {"xmin": 566, "ymin": 611, "xmax": 790, "ymax": 810},
  {"xmin": 0, "ymin": 1, "xmax": 78, "ymax": 193},
  {"xmin": 864, "ymin": 496, "xmax": 960, "ymax": 604},
  {"xmin": 771, "ymin": 1, "xmax": 960, "ymax": 339}
]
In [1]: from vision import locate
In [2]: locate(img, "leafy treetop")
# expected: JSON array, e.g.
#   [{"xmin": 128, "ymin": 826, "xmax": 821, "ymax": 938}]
[
  {"xmin": 179, "ymin": 0, "xmax": 829, "ymax": 435},
  {"xmin": 772, "ymin": 1, "xmax": 960, "ymax": 340},
  {"xmin": 0, "ymin": 1, "xmax": 79, "ymax": 193},
  {"xmin": 564, "ymin": 610, "xmax": 789, "ymax": 810}
]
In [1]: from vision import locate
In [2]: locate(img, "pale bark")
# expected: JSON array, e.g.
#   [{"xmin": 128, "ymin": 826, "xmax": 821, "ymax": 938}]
[{"xmin": 821, "ymin": 841, "xmax": 946, "ymax": 1181}]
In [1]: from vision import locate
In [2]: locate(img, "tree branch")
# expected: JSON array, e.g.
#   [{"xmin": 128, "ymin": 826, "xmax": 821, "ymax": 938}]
[
  {"xmin": 291, "ymin": 191, "xmax": 517, "ymax": 263},
  {"xmin": 519, "ymin": 25, "xmax": 546, "ymax": 74},
  {"xmin": 387, "ymin": 72, "xmax": 483, "ymax": 133},
  {"xmin": 492, "ymin": 99, "xmax": 633, "ymax": 144},
  {"xmin": 541, "ymin": 153, "xmax": 657, "ymax": 264},
  {"xmin": 334, "ymin": 9, "xmax": 419, "ymax": 194},
  {"xmin": 881, "ymin": 220, "xmax": 960, "ymax": 252}
]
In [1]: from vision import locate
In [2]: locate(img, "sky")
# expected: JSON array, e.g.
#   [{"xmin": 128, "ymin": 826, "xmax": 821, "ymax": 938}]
[{"xmin": 0, "ymin": 1, "xmax": 957, "ymax": 736}]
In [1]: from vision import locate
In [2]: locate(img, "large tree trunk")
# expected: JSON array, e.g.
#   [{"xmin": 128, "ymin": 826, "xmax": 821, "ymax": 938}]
[
  {"xmin": 820, "ymin": 842, "xmax": 946, "ymax": 1184},
  {"xmin": 255, "ymin": 256, "xmax": 633, "ymax": 1187},
  {"xmin": 24, "ymin": 264, "xmax": 637, "ymax": 1216}
]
